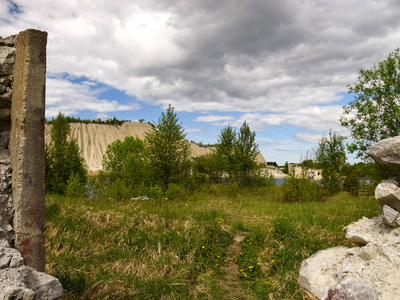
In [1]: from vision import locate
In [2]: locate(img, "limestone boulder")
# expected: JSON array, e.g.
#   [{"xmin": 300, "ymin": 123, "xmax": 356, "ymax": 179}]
[
  {"xmin": 0, "ymin": 240, "xmax": 24, "ymax": 269},
  {"xmin": 0, "ymin": 47, "xmax": 15, "ymax": 76},
  {"xmin": 0, "ymin": 75, "xmax": 13, "ymax": 105},
  {"xmin": 0, "ymin": 238, "xmax": 63, "ymax": 299},
  {"xmin": 323, "ymin": 281, "xmax": 380, "ymax": 300},
  {"xmin": 382, "ymin": 205, "xmax": 399, "ymax": 227},
  {"xmin": 298, "ymin": 247, "xmax": 350, "ymax": 299},
  {"xmin": 0, "ymin": 267, "xmax": 63, "ymax": 299},
  {"xmin": 370, "ymin": 136, "xmax": 400, "ymax": 167},
  {"xmin": 299, "ymin": 216, "xmax": 400, "ymax": 299},
  {"xmin": 0, "ymin": 35, "xmax": 18, "ymax": 47},
  {"xmin": 344, "ymin": 216, "xmax": 392, "ymax": 245},
  {"xmin": 336, "ymin": 244, "xmax": 400, "ymax": 299},
  {"xmin": 375, "ymin": 179, "xmax": 400, "ymax": 212}
]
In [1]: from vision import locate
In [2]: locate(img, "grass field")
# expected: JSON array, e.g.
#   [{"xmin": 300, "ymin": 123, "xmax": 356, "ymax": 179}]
[{"xmin": 44, "ymin": 185, "xmax": 380, "ymax": 299}]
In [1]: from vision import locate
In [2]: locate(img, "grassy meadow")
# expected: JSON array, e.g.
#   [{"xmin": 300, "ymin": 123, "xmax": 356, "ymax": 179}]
[{"xmin": 45, "ymin": 185, "xmax": 380, "ymax": 299}]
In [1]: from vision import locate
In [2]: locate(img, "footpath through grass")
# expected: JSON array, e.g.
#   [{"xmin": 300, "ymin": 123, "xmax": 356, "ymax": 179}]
[{"xmin": 45, "ymin": 187, "xmax": 379, "ymax": 299}]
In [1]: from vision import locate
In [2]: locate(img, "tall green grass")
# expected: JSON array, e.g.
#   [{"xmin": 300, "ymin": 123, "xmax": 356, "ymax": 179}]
[{"xmin": 45, "ymin": 186, "xmax": 379, "ymax": 299}]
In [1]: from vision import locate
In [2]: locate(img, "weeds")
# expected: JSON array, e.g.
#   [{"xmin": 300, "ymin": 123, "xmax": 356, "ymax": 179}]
[{"xmin": 45, "ymin": 189, "xmax": 380, "ymax": 299}]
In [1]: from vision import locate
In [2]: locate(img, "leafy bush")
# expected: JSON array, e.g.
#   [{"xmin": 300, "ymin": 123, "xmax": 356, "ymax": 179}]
[
  {"xmin": 343, "ymin": 169, "xmax": 360, "ymax": 196},
  {"xmin": 281, "ymin": 177, "xmax": 325, "ymax": 203},
  {"xmin": 165, "ymin": 184, "xmax": 187, "ymax": 201},
  {"xmin": 101, "ymin": 178, "xmax": 134, "ymax": 201},
  {"xmin": 148, "ymin": 185, "xmax": 164, "ymax": 200},
  {"xmin": 46, "ymin": 113, "xmax": 87, "ymax": 194},
  {"xmin": 65, "ymin": 173, "xmax": 86, "ymax": 197}
]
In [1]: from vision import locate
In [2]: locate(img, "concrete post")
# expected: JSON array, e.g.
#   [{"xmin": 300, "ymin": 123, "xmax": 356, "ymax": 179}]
[{"xmin": 10, "ymin": 29, "xmax": 47, "ymax": 272}]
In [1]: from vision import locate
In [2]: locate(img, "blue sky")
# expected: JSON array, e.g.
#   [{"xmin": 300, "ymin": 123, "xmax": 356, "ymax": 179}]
[{"xmin": 3, "ymin": 0, "xmax": 400, "ymax": 165}]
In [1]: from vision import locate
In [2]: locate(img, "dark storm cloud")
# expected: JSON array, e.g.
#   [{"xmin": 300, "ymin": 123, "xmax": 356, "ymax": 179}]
[{"xmin": 3, "ymin": 0, "xmax": 400, "ymax": 128}]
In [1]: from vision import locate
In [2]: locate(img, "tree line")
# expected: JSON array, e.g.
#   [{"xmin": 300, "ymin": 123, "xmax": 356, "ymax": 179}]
[{"xmin": 45, "ymin": 105, "xmax": 262, "ymax": 199}]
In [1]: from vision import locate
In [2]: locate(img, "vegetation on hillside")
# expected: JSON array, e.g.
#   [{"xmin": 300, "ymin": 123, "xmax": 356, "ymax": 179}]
[
  {"xmin": 315, "ymin": 130, "xmax": 346, "ymax": 196},
  {"xmin": 46, "ymin": 115, "xmax": 155, "ymax": 127},
  {"xmin": 45, "ymin": 113, "xmax": 87, "ymax": 195}
]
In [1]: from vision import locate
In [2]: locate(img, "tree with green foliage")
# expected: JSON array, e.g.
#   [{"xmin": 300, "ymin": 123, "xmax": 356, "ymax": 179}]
[
  {"xmin": 315, "ymin": 130, "xmax": 346, "ymax": 196},
  {"xmin": 341, "ymin": 48, "xmax": 400, "ymax": 160},
  {"xmin": 300, "ymin": 159, "xmax": 316, "ymax": 169},
  {"xmin": 282, "ymin": 161, "xmax": 289, "ymax": 174},
  {"xmin": 343, "ymin": 168, "xmax": 360, "ymax": 196},
  {"xmin": 45, "ymin": 113, "xmax": 87, "ymax": 195},
  {"xmin": 100, "ymin": 136, "xmax": 147, "ymax": 200},
  {"xmin": 216, "ymin": 122, "xmax": 260, "ymax": 184},
  {"xmin": 235, "ymin": 121, "xmax": 259, "ymax": 184},
  {"xmin": 216, "ymin": 125, "xmax": 237, "ymax": 183},
  {"xmin": 145, "ymin": 105, "xmax": 190, "ymax": 189},
  {"xmin": 192, "ymin": 153, "xmax": 222, "ymax": 184}
]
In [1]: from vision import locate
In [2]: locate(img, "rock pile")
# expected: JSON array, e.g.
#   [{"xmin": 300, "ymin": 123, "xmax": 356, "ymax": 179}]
[
  {"xmin": 298, "ymin": 136, "xmax": 400, "ymax": 300},
  {"xmin": 0, "ymin": 229, "xmax": 63, "ymax": 299}
]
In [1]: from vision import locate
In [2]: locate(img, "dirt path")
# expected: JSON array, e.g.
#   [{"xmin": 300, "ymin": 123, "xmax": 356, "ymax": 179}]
[{"xmin": 218, "ymin": 234, "xmax": 257, "ymax": 300}]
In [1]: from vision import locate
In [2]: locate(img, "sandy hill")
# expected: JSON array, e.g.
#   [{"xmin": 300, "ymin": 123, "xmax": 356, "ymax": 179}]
[{"xmin": 45, "ymin": 122, "xmax": 267, "ymax": 172}]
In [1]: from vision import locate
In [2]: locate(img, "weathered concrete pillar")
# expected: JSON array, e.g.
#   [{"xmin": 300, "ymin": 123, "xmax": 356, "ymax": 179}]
[{"xmin": 10, "ymin": 29, "xmax": 47, "ymax": 272}]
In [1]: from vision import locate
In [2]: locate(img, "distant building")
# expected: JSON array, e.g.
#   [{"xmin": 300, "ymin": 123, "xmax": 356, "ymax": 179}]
[{"xmin": 288, "ymin": 163, "xmax": 322, "ymax": 180}]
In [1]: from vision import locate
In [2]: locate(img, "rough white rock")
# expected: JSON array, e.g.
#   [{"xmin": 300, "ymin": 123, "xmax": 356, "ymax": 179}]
[
  {"xmin": 338, "ymin": 245, "xmax": 400, "ymax": 299},
  {"xmin": 344, "ymin": 216, "xmax": 392, "ymax": 245},
  {"xmin": 382, "ymin": 205, "xmax": 399, "ymax": 227},
  {"xmin": 370, "ymin": 136, "xmax": 400, "ymax": 167},
  {"xmin": 299, "ymin": 216, "xmax": 400, "ymax": 299},
  {"xmin": 0, "ymin": 238, "xmax": 63, "ymax": 299},
  {"xmin": 0, "ymin": 267, "xmax": 63, "ymax": 299},
  {"xmin": 298, "ymin": 247, "xmax": 350, "ymax": 299},
  {"xmin": 375, "ymin": 179, "xmax": 400, "ymax": 212},
  {"xmin": 323, "ymin": 280, "xmax": 380, "ymax": 300},
  {"xmin": 0, "ymin": 46, "xmax": 15, "ymax": 76},
  {"xmin": 0, "ymin": 245, "xmax": 24, "ymax": 269}
]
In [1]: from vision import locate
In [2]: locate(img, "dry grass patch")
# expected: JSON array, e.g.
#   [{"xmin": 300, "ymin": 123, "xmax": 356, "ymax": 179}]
[{"xmin": 45, "ymin": 189, "xmax": 379, "ymax": 299}]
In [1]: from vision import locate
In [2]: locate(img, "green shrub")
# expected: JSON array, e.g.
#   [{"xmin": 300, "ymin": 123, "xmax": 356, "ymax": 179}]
[
  {"xmin": 148, "ymin": 185, "xmax": 164, "ymax": 200},
  {"xmin": 165, "ymin": 184, "xmax": 187, "ymax": 201},
  {"xmin": 226, "ymin": 182, "xmax": 239, "ymax": 198},
  {"xmin": 66, "ymin": 173, "xmax": 86, "ymax": 197},
  {"xmin": 281, "ymin": 177, "xmax": 325, "ymax": 203},
  {"xmin": 343, "ymin": 169, "xmax": 360, "ymax": 196},
  {"xmin": 103, "ymin": 179, "xmax": 133, "ymax": 201}
]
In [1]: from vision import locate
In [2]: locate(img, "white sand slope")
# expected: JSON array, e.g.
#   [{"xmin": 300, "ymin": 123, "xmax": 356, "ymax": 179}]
[{"xmin": 45, "ymin": 122, "xmax": 267, "ymax": 172}]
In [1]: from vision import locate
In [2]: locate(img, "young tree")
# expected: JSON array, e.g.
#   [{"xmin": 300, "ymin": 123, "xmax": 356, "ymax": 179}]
[
  {"xmin": 46, "ymin": 113, "xmax": 87, "ymax": 194},
  {"xmin": 216, "ymin": 122, "xmax": 260, "ymax": 184},
  {"xmin": 192, "ymin": 153, "xmax": 222, "ymax": 184},
  {"xmin": 282, "ymin": 161, "xmax": 289, "ymax": 174},
  {"xmin": 315, "ymin": 130, "xmax": 346, "ymax": 196},
  {"xmin": 145, "ymin": 105, "xmax": 190, "ymax": 188},
  {"xmin": 103, "ymin": 137, "xmax": 146, "ymax": 182},
  {"xmin": 343, "ymin": 168, "xmax": 360, "ymax": 196},
  {"xmin": 100, "ymin": 136, "xmax": 147, "ymax": 199},
  {"xmin": 235, "ymin": 121, "xmax": 259, "ymax": 184},
  {"xmin": 216, "ymin": 125, "xmax": 237, "ymax": 183},
  {"xmin": 341, "ymin": 48, "xmax": 400, "ymax": 160}
]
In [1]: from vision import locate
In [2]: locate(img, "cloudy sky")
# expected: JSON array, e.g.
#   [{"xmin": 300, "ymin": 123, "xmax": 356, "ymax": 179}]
[{"xmin": 2, "ymin": 0, "xmax": 400, "ymax": 165}]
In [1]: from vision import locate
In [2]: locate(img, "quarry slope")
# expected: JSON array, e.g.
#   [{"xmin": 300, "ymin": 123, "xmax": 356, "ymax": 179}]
[{"xmin": 45, "ymin": 122, "xmax": 267, "ymax": 172}]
